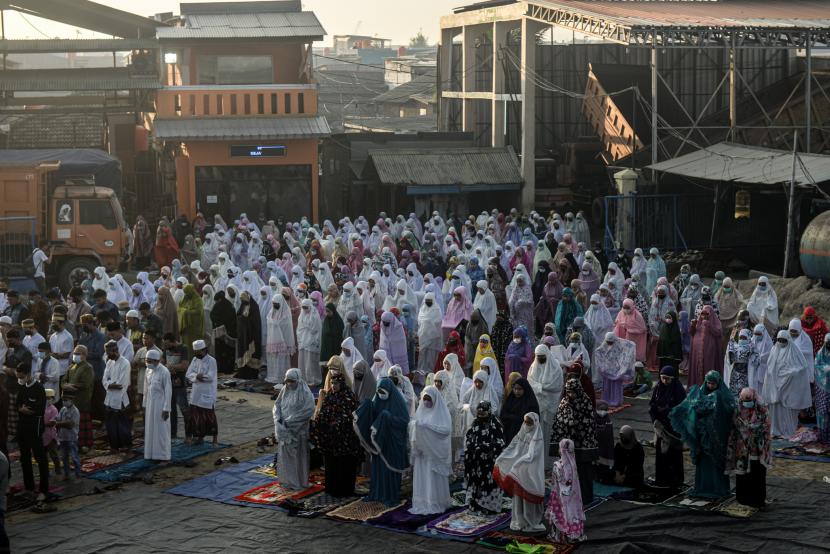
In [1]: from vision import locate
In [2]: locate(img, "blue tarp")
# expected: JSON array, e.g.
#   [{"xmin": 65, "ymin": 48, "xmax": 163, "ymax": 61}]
[{"xmin": 0, "ymin": 148, "xmax": 122, "ymax": 196}]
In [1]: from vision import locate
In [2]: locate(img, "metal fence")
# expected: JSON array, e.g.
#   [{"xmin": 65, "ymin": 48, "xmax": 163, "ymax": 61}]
[
  {"xmin": 603, "ymin": 194, "xmax": 688, "ymax": 258},
  {"xmin": 0, "ymin": 216, "xmax": 36, "ymax": 280}
]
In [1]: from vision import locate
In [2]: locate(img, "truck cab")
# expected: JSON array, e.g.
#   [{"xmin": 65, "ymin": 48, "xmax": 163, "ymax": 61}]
[{"xmin": 50, "ymin": 186, "xmax": 130, "ymax": 287}]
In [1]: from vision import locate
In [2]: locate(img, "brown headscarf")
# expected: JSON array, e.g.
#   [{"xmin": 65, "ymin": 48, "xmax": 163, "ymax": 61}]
[{"xmin": 154, "ymin": 286, "xmax": 179, "ymax": 339}]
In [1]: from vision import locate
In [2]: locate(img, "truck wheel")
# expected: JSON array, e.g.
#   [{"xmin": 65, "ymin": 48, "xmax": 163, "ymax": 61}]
[{"xmin": 58, "ymin": 258, "xmax": 97, "ymax": 292}]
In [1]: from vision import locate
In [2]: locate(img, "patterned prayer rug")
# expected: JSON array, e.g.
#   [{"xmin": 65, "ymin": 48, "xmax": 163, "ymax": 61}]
[
  {"xmin": 326, "ymin": 499, "xmax": 406, "ymax": 521},
  {"xmin": 81, "ymin": 453, "xmax": 133, "ymax": 474},
  {"xmin": 451, "ymin": 490, "xmax": 512, "ymax": 510},
  {"xmin": 476, "ymin": 530, "xmax": 578, "ymax": 553},
  {"xmin": 662, "ymin": 491, "xmax": 731, "ymax": 512},
  {"xmin": 233, "ymin": 481, "xmax": 324, "ymax": 505},
  {"xmin": 294, "ymin": 492, "xmax": 361, "ymax": 517},
  {"xmin": 426, "ymin": 508, "xmax": 511, "ymax": 538},
  {"xmin": 715, "ymin": 497, "xmax": 763, "ymax": 518},
  {"xmin": 367, "ymin": 502, "xmax": 462, "ymax": 533}
]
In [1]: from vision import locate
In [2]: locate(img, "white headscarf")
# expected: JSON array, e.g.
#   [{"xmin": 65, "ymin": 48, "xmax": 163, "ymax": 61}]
[
  {"xmin": 763, "ymin": 330, "xmax": 812, "ymax": 410},
  {"xmin": 339, "ymin": 336, "xmax": 364, "ymax": 379},
  {"xmin": 225, "ymin": 284, "xmax": 241, "ymax": 311},
  {"xmin": 461, "ymin": 369, "xmax": 501, "ymax": 429},
  {"xmin": 106, "ymin": 277, "xmax": 127, "ymax": 305},
  {"xmin": 528, "ymin": 344, "xmax": 566, "ymax": 414},
  {"xmin": 337, "ymin": 282, "xmax": 362, "ymax": 322},
  {"xmin": 494, "ymin": 411, "xmax": 545, "ymax": 499},
  {"xmin": 417, "ymin": 292, "xmax": 444, "ymax": 348},
  {"xmin": 389, "ymin": 364, "xmax": 417, "ymax": 416},
  {"xmin": 594, "ymin": 332, "xmax": 637, "ymax": 381},
  {"xmin": 92, "ymin": 266, "xmax": 109, "ymax": 294},
  {"xmin": 297, "ymin": 299, "xmax": 322, "ymax": 351},
  {"xmin": 385, "ymin": 278, "xmax": 419, "ymax": 312},
  {"xmin": 266, "ymin": 293, "xmax": 295, "ymax": 355},
  {"xmin": 272, "ymin": 368, "xmax": 315, "ymax": 444},
  {"xmin": 584, "ymin": 294, "xmax": 615, "ymax": 347},
  {"xmin": 788, "ymin": 319, "xmax": 815, "ymax": 376},
  {"xmin": 370, "ymin": 349, "xmax": 393, "ymax": 380},
  {"xmin": 479, "ymin": 356, "xmax": 504, "ymax": 402},
  {"xmin": 241, "ymin": 270, "xmax": 264, "ymax": 298},
  {"xmin": 410, "ymin": 385, "xmax": 452, "ymax": 479},
  {"xmin": 747, "ymin": 276, "xmax": 779, "ymax": 327},
  {"xmin": 442, "ymin": 352, "xmax": 467, "ymax": 399},
  {"xmin": 473, "ymin": 280, "xmax": 497, "ymax": 330}
]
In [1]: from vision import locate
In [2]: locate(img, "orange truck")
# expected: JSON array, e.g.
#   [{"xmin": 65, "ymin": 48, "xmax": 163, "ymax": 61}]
[{"xmin": 0, "ymin": 160, "xmax": 130, "ymax": 290}]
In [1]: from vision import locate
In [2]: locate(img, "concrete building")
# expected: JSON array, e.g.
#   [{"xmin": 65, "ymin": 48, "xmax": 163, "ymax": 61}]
[{"xmin": 153, "ymin": 0, "xmax": 330, "ymax": 222}]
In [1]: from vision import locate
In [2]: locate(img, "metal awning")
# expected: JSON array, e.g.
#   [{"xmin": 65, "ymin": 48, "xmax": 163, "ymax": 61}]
[
  {"xmin": 157, "ymin": 11, "xmax": 325, "ymax": 41},
  {"xmin": 152, "ymin": 116, "xmax": 331, "ymax": 141},
  {"xmin": 647, "ymin": 142, "xmax": 830, "ymax": 186},
  {"xmin": 0, "ymin": 68, "xmax": 160, "ymax": 91}
]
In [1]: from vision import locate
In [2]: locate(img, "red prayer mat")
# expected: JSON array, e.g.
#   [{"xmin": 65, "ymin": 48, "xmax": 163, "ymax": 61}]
[
  {"xmin": 608, "ymin": 403, "xmax": 633, "ymax": 415},
  {"xmin": 234, "ymin": 481, "xmax": 324, "ymax": 505}
]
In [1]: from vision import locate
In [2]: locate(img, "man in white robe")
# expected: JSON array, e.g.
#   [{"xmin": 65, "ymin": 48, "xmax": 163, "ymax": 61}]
[
  {"xmin": 143, "ymin": 349, "xmax": 172, "ymax": 461},
  {"xmin": 186, "ymin": 340, "xmax": 219, "ymax": 445}
]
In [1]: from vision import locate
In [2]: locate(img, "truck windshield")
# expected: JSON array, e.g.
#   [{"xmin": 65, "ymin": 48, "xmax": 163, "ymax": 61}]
[{"xmin": 79, "ymin": 199, "xmax": 118, "ymax": 230}]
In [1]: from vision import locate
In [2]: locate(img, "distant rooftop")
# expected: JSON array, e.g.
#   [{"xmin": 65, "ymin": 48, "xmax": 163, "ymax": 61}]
[{"xmin": 157, "ymin": 0, "xmax": 325, "ymax": 41}]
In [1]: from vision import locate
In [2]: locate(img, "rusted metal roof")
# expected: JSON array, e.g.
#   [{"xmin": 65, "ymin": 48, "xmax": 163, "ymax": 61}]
[
  {"xmin": 152, "ymin": 115, "xmax": 331, "ymax": 141},
  {"xmin": 533, "ymin": 0, "xmax": 830, "ymax": 29},
  {"xmin": 647, "ymin": 142, "xmax": 830, "ymax": 186},
  {"xmin": 157, "ymin": 11, "xmax": 325, "ymax": 40},
  {"xmin": 367, "ymin": 146, "xmax": 523, "ymax": 190}
]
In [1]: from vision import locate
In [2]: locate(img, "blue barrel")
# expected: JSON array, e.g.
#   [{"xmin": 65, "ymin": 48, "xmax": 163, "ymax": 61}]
[{"xmin": 800, "ymin": 210, "xmax": 830, "ymax": 281}]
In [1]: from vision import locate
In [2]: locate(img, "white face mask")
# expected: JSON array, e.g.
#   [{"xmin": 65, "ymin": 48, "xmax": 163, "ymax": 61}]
[
  {"xmin": 72, "ymin": 354, "xmax": 82, "ymax": 364},
  {"xmin": 513, "ymin": 338, "xmax": 521, "ymax": 344},
  {"xmin": 376, "ymin": 388, "xmax": 389, "ymax": 400}
]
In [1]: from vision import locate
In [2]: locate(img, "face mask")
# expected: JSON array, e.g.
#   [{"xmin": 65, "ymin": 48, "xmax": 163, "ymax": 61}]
[
  {"xmin": 537, "ymin": 356, "xmax": 547, "ymax": 364},
  {"xmin": 741, "ymin": 401, "xmax": 755, "ymax": 409},
  {"xmin": 596, "ymin": 410, "xmax": 608, "ymax": 417},
  {"xmin": 107, "ymin": 353, "xmax": 118, "ymax": 360},
  {"xmin": 146, "ymin": 362, "xmax": 157, "ymax": 369},
  {"xmin": 777, "ymin": 340, "xmax": 787, "ymax": 347},
  {"xmin": 513, "ymin": 338, "xmax": 521, "ymax": 344},
  {"xmin": 422, "ymin": 398, "xmax": 433, "ymax": 409},
  {"xmin": 36, "ymin": 352, "xmax": 46, "ymax": 360},
  {"xmin": 738, "ymin": 339, "xmax": 749, "ymax": 346},
  {"xmin": 273, "ymin": 303, "xmax": 280, "ymax": 310},
  {"xmin": 17, "ymin": 378, "xmax": 26, "ymax": 386},
  {"xmin": 64, "ymin": 400, "xmax": 74, "ymax": 408},
  {"xmin": 72, "ymin": 354, "xmax": 82, "ymax": 363},
  {"xmin": 376, "ymin": 388, "xmax": 389, "ymax": 400}
]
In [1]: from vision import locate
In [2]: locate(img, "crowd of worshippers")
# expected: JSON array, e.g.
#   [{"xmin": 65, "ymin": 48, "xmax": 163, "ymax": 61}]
[{"xmin": 1, "ymin": 208, "xmax": 829, "ymax": 542}]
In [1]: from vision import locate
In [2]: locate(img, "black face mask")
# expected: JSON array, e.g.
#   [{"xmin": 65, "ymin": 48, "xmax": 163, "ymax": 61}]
[
  {"xmin": 354, "ymin": 370, "xmax": 363, "ymax": 381},
  {"xmin": 537, "ymin": 357, "xmax": 547, "ymax": 364},
  {"xmin": 383, "ymin": 322, "xmax": 390, "ymax": 327},
  {"xmin": 391, "ymin": 376, "xmax": 399, "ymax": 385}
]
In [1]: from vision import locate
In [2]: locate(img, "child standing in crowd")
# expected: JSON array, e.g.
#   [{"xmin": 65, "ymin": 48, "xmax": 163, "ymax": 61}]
[{"xmin": 56, "ymin": 391, "xmax": 81, "ymax": 480}]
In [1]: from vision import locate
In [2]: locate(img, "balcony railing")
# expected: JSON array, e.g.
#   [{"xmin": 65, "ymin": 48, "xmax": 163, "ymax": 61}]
[{"xmin": 156, "ymin": 84, "xmax": 317, "ymax": 118}]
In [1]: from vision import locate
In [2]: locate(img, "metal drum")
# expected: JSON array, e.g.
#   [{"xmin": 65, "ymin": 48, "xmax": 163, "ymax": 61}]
[{"xmin": 800, "ymin": 211, "xmax": 830, "ymax": 283}]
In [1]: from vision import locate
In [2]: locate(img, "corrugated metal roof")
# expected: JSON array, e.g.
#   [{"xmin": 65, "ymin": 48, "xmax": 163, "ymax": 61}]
[
  {"xmin": 343, "ymin": 115, "xmax": 438, "ymax": 134},
  {"xmin": 0, "ymin": 113, "xmax": 104, "ymax": 149},
  {"xmin": 647, "ymin": 142, "xmax": 830, "ymax": 186},
  {"xmin": 0, "ymin": 38, "xmax": 158, "ymax": 53},
  {"xmin": 181, "ymin": 1, "xmax": 301, "ymax": 15},
  {"xmin": 152, "ymin": 115, "xmax": 331, "ymax": 141},
  {"xmin": 368, "ymin": 147, "xmax": 522, "ymax": 187},
  {"xmin": 533, "ymin": 0, "xmax": 830, "ymax": 29},
  {"xmin": 157, "ymin": 11, "xmax": 325, "ymax": 40},
  {"xmin": 372, "ymin": 75, "xmax": 436, "ymax": 106},
  {"xmin": 0, "ymin": 68, "xmax": 160, "ymax": 91}
]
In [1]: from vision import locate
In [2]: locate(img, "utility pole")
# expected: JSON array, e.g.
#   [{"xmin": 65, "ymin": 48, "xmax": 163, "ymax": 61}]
[{"xmin": 783, "ymin": 131, "xmax": 799, "ymax": 278}]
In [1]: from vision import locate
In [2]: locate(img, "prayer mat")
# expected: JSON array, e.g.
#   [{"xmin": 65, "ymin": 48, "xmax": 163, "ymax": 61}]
[
  {"xmin": 451, "ymin": 490, "xmax": 513, "ymax": 511},
  {"xmin": 715, "ymin": 497, "xmax": 763, "ymax": 519},
  {"xmin": 87, "ymin": 440, "xmax": 230, "ymax": 482},
  {"xmin": 476, "ymin": 530, "xmax": 578, "ymax": 553},
  {"xmin": 367, "ymin": 502, "xmax": 463, "ymax": 534},
  {"xmin": 81, "ymin": 453, "xmax": 134, "ymax": 474},
  {"xmin": 426, "ymin": 508, "xmax": 511, "ymax": 538},
  {"xmin": 295, "ymin": 492, "xmax": 360, "ymax": 518},
  {"xmin": 7, "ymin": 486, "xmax": 64, "ymax": 513},
  {"xmin": 249, "ymin": 463, "xmax": 278, "ymax": 477},
  {"xmin": 592, "ymin": 481, "xmax": 633, "ymax": 498},
  {"xmin": 662, "ymin": 491, "xmax": 731, "ymax": 512},
  {"xmin": 326, "ymin": 499, "xmax": 406, "ymax": 522},
  {"xmin": 233, "ymin": 481, "xmax": 324, "ymax": 505},
  {"xmin": 607, "ymin": 403, "xmax": 633, "ymax": 415},
  {"xmin": 772, "ymin": 431, "xmax": 830, "ymax": 462},
  {"xmin": 610, "ymin": 485, "xmax": 684, "ymax": 504}
]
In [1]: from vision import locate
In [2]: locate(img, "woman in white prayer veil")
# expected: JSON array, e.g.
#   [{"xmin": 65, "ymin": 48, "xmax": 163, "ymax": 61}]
[
  {"xmin": 106, "ymin": 277, "xmax": 127, "ymax": 306},
  {"xmin": 423, "ymin": 281, "xmax": 445, "ymax": 315},
  {"xmin": 479, "ymin": 357, "xmax": 504, "ymax": 403},
  {"xmin": 337, "ymin": 282, "xmax": 362, "ymax": 322},
  {"xmin": 312, "ymin": 259, "xmax": 335, "ymax": 293},
  {"xmin": 417, "ymin": 292, "xmax": 444, "ymax": 375},
  {"xmin": 763, "ymin": 330, "xmax": 812, "ymax": 438},
  {"xmin": 384, "ymin": 279, "xmax": 420, "ymax": 312},
  {"xmin": 461, "ymin": 369, "xmax": 501, "ymax": 433},
  {"xmin": 339, "ymin": 336, "xmax": 364, "ymax": 381},
  {"xmin": 787, "ymin": 319, "xmax": 815, "ymax": 375},
  {"xmin": 408, "ymin": 385, "xmax": 453, "ymax": 515},
  {"xmin": 389, "ymin": 364, "xmax": 417, "ymax": 416},
  {"xmin": 406, "ymin": 262, "xmax": 425, "ymax": 292},
  {"xmin": 265, "ymin": 293, "xmax": 295, "ymax": 384},
  {"xmin": 474, "ymin": 280, "xmax": 498, "ymax": 331},
  {"xmin": 225, "ymin": 283, "xmax": 241, "ymax": 311},
  {"xmin": 273, "ymin": 368, "xmax": 315, "ymax": 489},
  {"xmin": 584, "ymin": 294, "xmax": 615, "ymax": 348},
  {"xmin": 431, "ymin": 369, "xmax": 464, "ymax": 463},
  {"xmin": 297, "ymin": 299, "xmax": 322, "ymax": 386},
  {"xmin": 506, "ymin": 264, "xmax": 531, "ymax": 302},
  {"xmin": 355, "ymin": 281, "xmax": 375, "ymax": 324},
  {"xmin": 493, "ymin": 412, "xmax": 546, "ymax": 533},
  {"xmin": 441, "ymin": 352, "xmax": 468, "ymax": 400},
  {"xmin": 368, "ymin": 271, "xmax": 387, "ymax": 312},
  {"xmin": 527, "ymin": 343, "xmax": 566, "ymax": 469},
  {"xmin": 747, "ymin": 276, "xmax": 779, "ymax": 335},
  {"xmin": 370, "ymin": 349, "xmax": 393, "ymax": 380}
]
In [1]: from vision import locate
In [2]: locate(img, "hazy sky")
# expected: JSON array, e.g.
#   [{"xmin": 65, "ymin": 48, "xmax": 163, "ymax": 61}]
[{"xmin": 3, "ymin": 0, "xmax": 456, "ymax": 45}]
